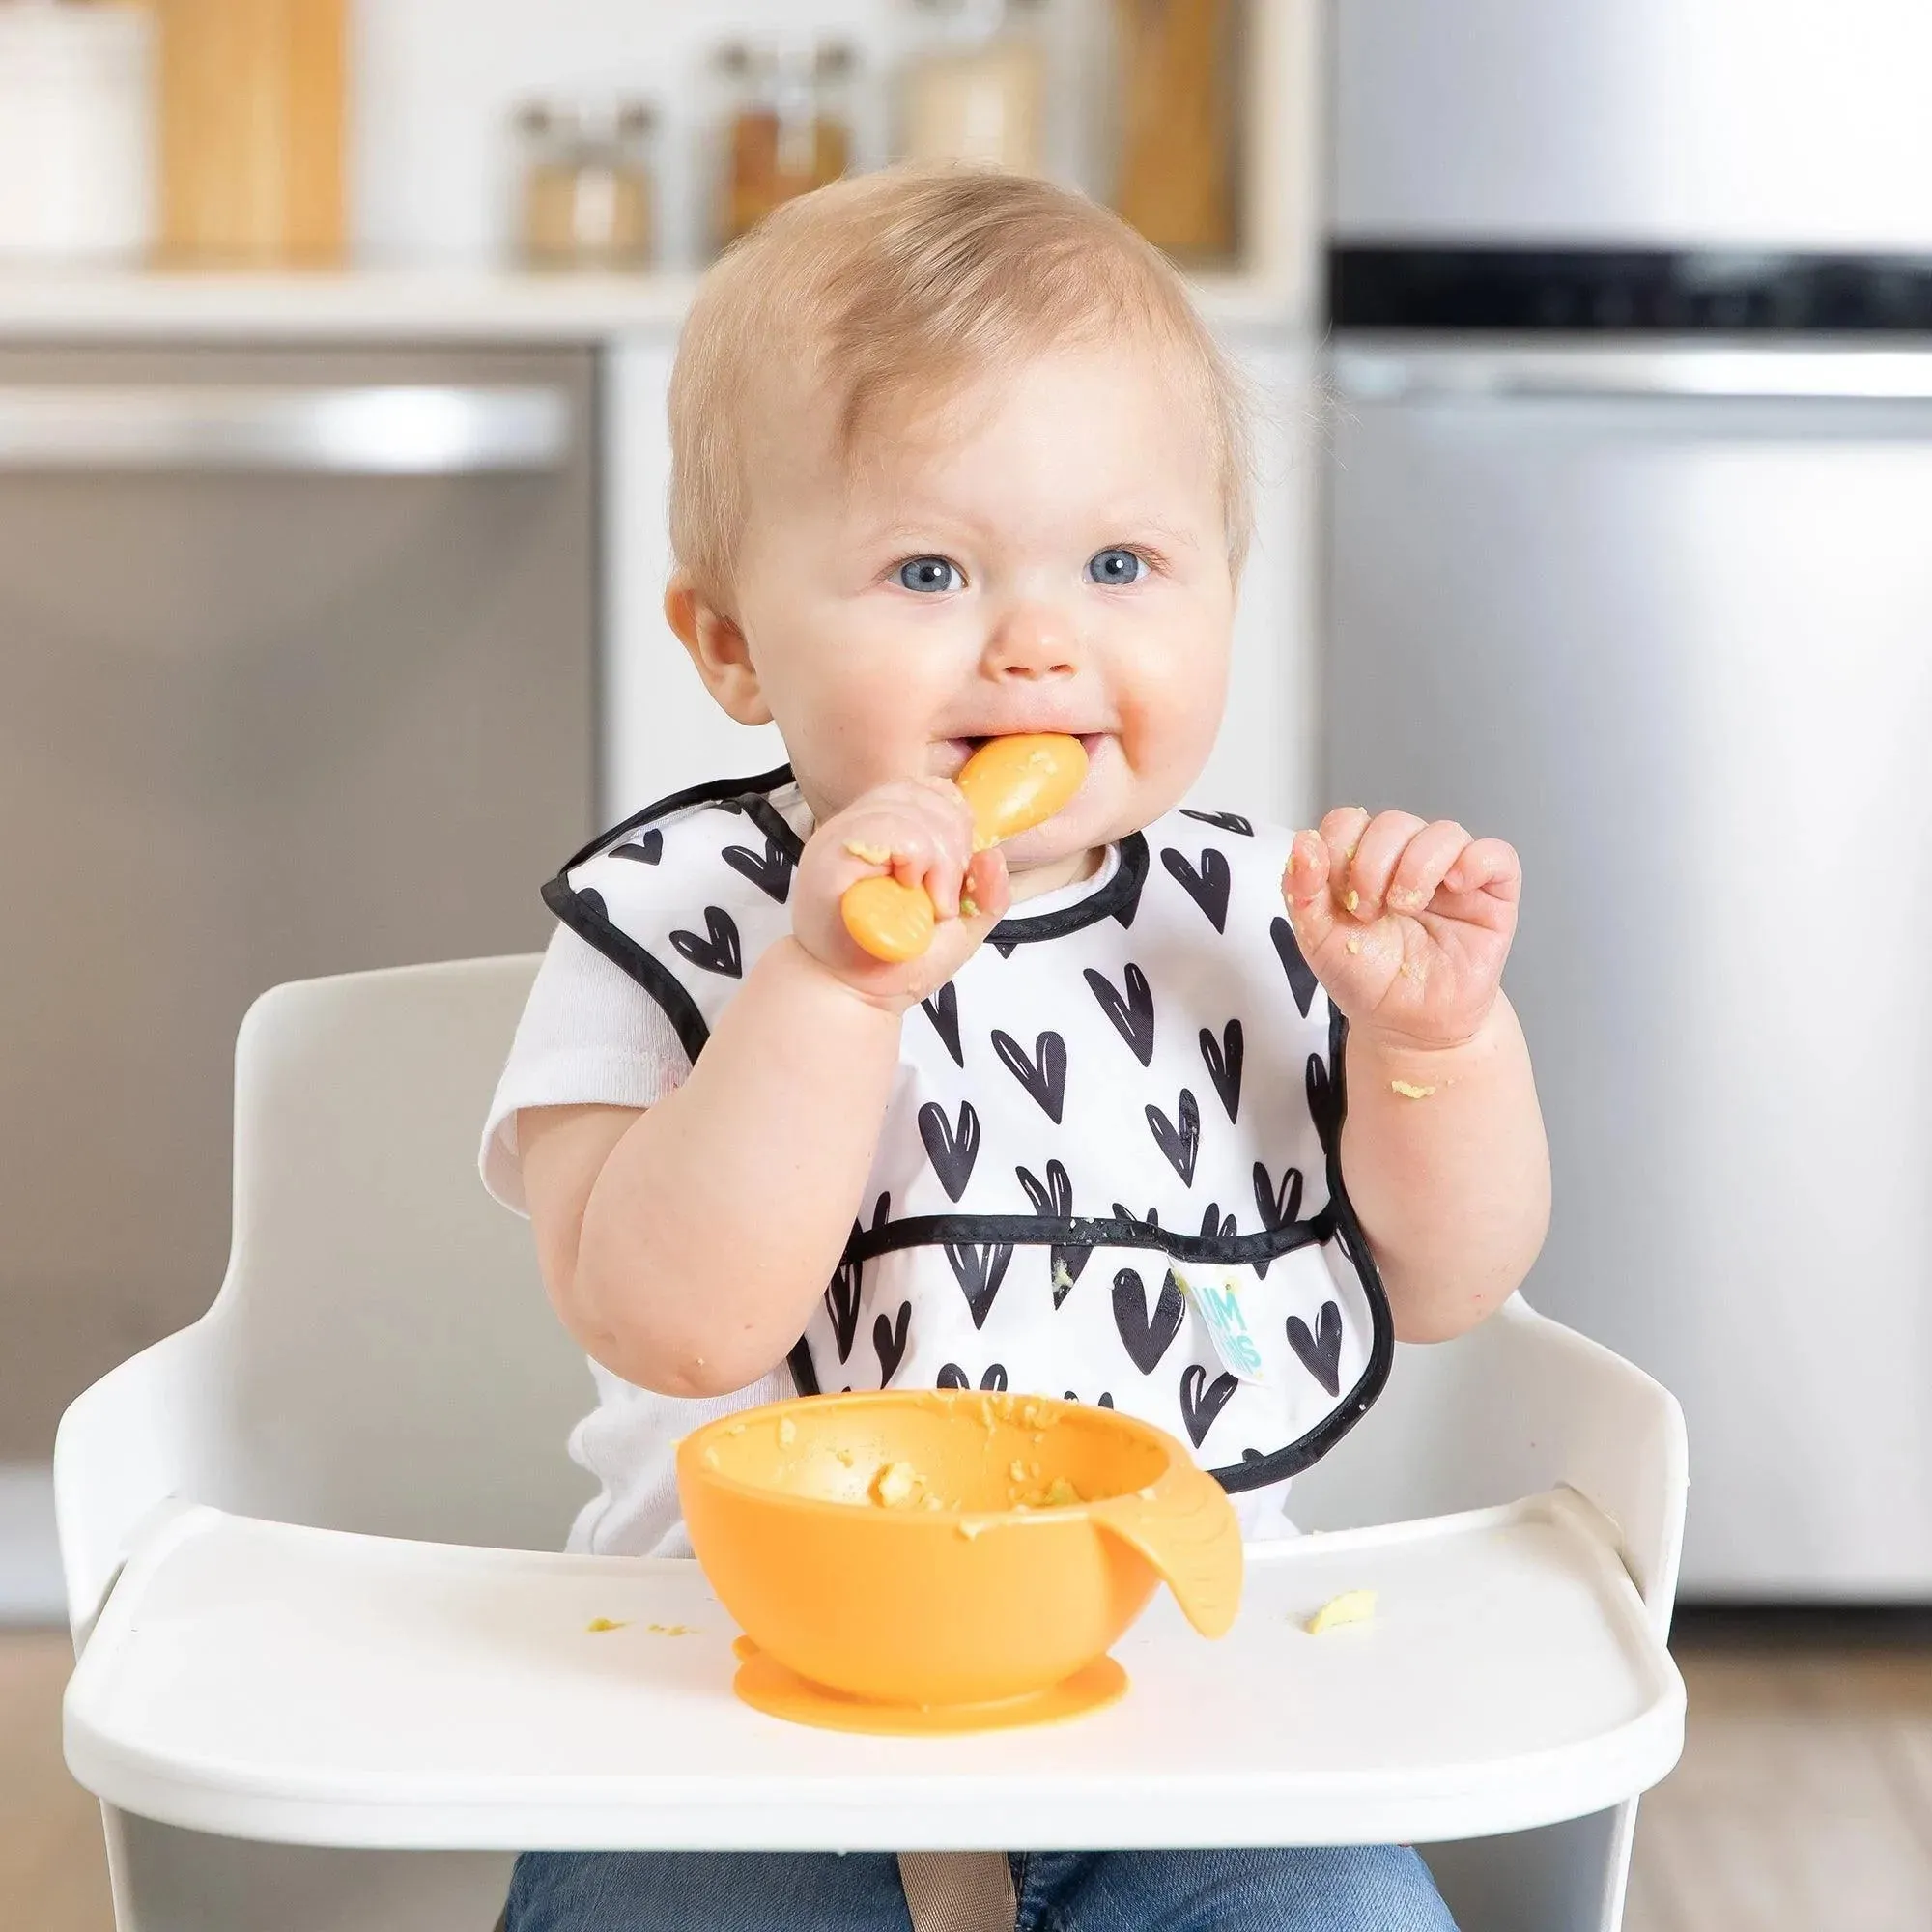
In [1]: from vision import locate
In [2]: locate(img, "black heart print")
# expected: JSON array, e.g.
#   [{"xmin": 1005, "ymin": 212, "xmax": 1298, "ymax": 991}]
[
  {"xmin": 611, "ymin": 828, "xmax": 663, "ymax": 865},
  {"xmin": 1161, "ymin": 846, "xmax": 1231, "ymax": 932},
  {"xmin": 1180, "ymin": 809, "xmax": 1254, "ymax": 837},
  {"xmin": 1271, "ymin": 916, "xmax": 1321, "ymax": 1019},
  {"xmin": 988, "ymin": 934, "xmax": 1021, "ymax": 959},
  {"xmin": 1111, "ymin": 865, "xmax": 1145, "ymax": 929},
  {"xmin": 1200, "ymin": 1203, "xmax": 1236, "ymax": 1240},
  {"xmin": 1112, "ymin": 1203, "xmax": 1161, "ymax": 1231},
  {"xmin": 1146, "ymin": 1088, "xmax": 1201, "ymax": 1186},
  {"xmin": 824, "ymin": 1257, "xmax": 862, "ymax": 1363},
  {"xmin": 1179, "ymin": 1362, "xmax": 1240, "ymax": 1447},
  {"xmin": 721, "ymin": 836, "xmax": 794, "ymax": 903},
  {"xmin": 1113, "ymin": 1266, "xmax": 1186, "ymax": 1375},
  {"xmin": 1084, "ymin": 963, "xmax": 1154, "ymax": 1066},
  {"xmin": 945, "ymin": 1242, "xmax": 1012, "ymax": 1328},
  {"xmin": 1017, "ymin": 1161, "xmax": 1091, "ymax": 1301},
  {"xmin": 921, "ymin": 980, "xmax": 964, "ymax": 1067},
  {"xmin": 991, "ymin": 1029, "xmax": 1067, "ymax": 1123},
  {"xmin": 1063, "ymin": 1390, "xmax": 1116, "ymax": 1408},
  {"xmin": 1251, "ymin": 1161, "xmax": 1303, "ymax": 1280},
  {"xmin": 1305, "ymin": 1052, "xmax": 1343, "ymax": 1150},
  {"xmin": 668, "ymin": 907, "xmax": 742, "ymax": 979},
  {"xmin": 1200, "ymin": 1020, "xmax": 1243, "ymax": 1122},
  {"xmin": 1017, "ymin": 1160, "xmax": 1074, "ymax": 1218},
  {"xmin": 1288, "ymin": 1300, "xmax": 1345, "ymax": 1397},
  {"xmin": 823, "ymin": 1191, "xmax": 889, "ymax": 1363},
  {"xmin": 873, "ymin": 1302, "xmax": 910, "ymax": 1385},
  {"xmin": 919, "ymin": 1100, "xmax": 981, "ymax": 1200},
  {"xmin": 941, "ymin": 1363, "xmax": 1009, "ymax": 1392},
  {"xmin": 1253, "ymin": 1162, "xmax": 1304, "ymax": 1233}
]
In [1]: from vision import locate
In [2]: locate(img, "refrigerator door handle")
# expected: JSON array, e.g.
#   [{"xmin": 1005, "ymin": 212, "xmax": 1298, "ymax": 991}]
[
  {"xmin": 1331, "ymin": 346, "xmax": 1932, "ymax": 406},
  {"xmin": 0, "ymin": 384, "xmax": 572, "ymax": 474}
]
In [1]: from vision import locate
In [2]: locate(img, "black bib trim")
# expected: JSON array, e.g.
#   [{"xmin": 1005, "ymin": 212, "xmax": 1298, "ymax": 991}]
[
  {"xmin": 1208, "ymin": 1007, "xmax": 1394, "ymax": 1492},
  {"xmin": 843, "ymin": 1208, "xmax": 1333, "ymax": 1269}
]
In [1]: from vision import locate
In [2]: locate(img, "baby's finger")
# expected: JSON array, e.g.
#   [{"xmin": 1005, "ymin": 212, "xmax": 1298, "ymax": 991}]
[
  {"xmin": 1282, "ymin": 827, "xmax": 1332, "ymax": 906},
  {"xmin": 1317, "ymin": 805, "xmax": 1371, "ymax": 867},
  {"xmin": 1384, "ymin": 819, "xmax": 1472, "ymax": 915},
  {"xmin": 1343, "ymin": 810, "xmax": 1429, "ymax": 920},
  {"xmin": 838, "ymin": 790, "xmax": 973, "ymax": 915},
  {"xmin": 1283, "ymin": 830, "xmax": 1339, "ymax": 952},
  {"xmin": 1442, "ymin": 838, "xmax": 1521, "ymax": 905}
]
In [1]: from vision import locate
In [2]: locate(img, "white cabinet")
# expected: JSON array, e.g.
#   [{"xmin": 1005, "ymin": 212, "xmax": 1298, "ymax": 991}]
[{"xmin": 601, "ymin": 331, "xmax": 1321, "ymax": 831}]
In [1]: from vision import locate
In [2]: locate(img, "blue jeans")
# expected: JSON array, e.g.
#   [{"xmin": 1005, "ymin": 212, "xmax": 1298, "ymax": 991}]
[{"xmin": 504, "ymin": 1847, "xmax": 1458, "ymax": 1931}]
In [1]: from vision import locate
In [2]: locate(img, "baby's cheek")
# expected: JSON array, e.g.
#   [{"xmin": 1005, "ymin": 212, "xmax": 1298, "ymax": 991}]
[{"xmin": 1124, "ymin": 654, "xmax": 1225, "ymax": 779}]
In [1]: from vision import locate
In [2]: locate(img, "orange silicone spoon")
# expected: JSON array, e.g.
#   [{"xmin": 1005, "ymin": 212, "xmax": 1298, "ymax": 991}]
[{"xmin": 841, "ymin": 734, "xmax": 1089, "ymax": 963}]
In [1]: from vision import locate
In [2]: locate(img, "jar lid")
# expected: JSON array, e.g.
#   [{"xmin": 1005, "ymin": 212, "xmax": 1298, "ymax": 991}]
[{"xmin": 516, "ymin": 97, "xmax": 657, "ymax": 145}]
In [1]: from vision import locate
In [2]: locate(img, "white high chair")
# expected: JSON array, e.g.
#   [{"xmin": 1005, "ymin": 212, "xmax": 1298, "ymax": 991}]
[{"xmin": 54, "ymin": 956, "xmax": 1687, "ymax": 1932}]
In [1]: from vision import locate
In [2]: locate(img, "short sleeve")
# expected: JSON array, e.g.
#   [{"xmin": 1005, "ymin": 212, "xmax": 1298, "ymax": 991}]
[{"xmin": 478, "ymin": 923, "xmax": 693, "ymax": 1216}]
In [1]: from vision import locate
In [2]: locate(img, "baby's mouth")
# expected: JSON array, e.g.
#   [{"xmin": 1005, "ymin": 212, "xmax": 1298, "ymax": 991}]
[{"xmin": 945, "ymin": 730, "xmax": 1106, "ymax": 774}]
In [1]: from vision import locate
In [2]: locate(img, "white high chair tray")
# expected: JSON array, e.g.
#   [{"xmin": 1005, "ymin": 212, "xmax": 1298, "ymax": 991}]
[{"xmin": 65, "ymin": 1488, "xmax": 1683, "ymax": 1853}]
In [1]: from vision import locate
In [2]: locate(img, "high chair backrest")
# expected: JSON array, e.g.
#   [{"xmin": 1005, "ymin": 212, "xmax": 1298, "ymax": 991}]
[{"xmin": 57, "ymin": 954, "xmax": 593, "ymax": 1631}]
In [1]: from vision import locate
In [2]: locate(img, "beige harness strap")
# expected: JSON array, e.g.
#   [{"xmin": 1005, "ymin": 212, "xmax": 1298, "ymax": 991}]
[{"xmin": 896, "ymin": 1851, "xmax": 1018, "ymax": 1932}]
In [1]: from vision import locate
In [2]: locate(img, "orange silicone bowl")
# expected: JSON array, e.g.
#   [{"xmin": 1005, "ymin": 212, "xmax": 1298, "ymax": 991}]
[{"xmin": 677, "ymin": 1389, "xmax": 1242, "ymax": 1711}]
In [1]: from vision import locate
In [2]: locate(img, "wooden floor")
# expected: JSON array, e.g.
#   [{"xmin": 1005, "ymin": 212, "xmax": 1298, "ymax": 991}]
[{"xmin": 8, "ymin": 1611, "xmax": 1932, "ymax": 1931}]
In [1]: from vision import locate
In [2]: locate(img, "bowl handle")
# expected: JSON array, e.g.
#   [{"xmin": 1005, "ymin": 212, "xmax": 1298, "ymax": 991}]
[{"xmin": 1089, "ymin": 1461, "xmax": 1244, "ymax": 1637}]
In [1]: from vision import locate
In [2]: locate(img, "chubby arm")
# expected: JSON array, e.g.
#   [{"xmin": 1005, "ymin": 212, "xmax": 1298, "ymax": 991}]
[
  {"xmin": 520, "ymin": 780, "xmax": 1009, "ymax": 1399},
  {"xmin": 1284, "ymin": 810, "xmax": 1550, "ymax": 1344}
]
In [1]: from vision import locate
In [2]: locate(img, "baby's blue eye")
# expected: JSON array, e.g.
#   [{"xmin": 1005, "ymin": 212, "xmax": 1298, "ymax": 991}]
[
  {"xmin": 897, "ymin": 556, "xmax": 963, "ymax": 593},
  {"xmin": 1088, "ymin": 548, "xmax": 1145, "ymax": 585}
]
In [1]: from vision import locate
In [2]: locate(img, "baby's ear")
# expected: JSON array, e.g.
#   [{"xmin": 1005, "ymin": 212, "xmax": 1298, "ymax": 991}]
[{"xmin": 664, "ymin": 574, "xmax": 773, "ymax": 727}]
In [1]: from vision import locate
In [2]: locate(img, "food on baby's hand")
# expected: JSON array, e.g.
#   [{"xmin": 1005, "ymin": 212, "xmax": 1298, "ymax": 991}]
[
  {"xmin": 840, "ymin": 734, "xmax": 1087, "ymax": 962},
  {"xmin": 1304, "ymin": 1589, "xmax": 1378, "ymax": 1634},
  {"xmin": 1389, "ymin": 1080, "xmax": 1435, "ymax": 1100},
  {"xmin": 844, "ymin": 839, "xmax": 894, "ymax": 866}
]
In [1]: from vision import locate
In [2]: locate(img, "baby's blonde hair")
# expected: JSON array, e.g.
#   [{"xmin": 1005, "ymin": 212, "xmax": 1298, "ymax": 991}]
[{"xmin": 668, "ymin": 165, "xmax": 1255, "ymax": 607}]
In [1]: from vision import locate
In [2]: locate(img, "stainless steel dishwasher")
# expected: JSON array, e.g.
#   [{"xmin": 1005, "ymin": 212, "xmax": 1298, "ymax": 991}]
[
  {"xmin": 1325, "ymin": 340, "xmax": 1932, "ymax": 1597},
  {"xmin": 0, "ymin": 345, "xmax": 596, "ymax": 1461}
]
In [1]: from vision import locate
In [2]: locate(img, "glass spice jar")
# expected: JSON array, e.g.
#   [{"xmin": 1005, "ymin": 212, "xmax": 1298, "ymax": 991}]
[
  {"xmin": 900, "ymin": 0, "xmax": 1048, "ymax": 178},
  {"xmin": 715, "ymin": 39, "xmax": 854, "ymax": 251},
  {"xmin": 516, "ymin": 99, "xmax": 657, "ymax": 272},
  {"xmin": 1111, "ymin": 0, "xmax": 1239, "ymax": 265}
]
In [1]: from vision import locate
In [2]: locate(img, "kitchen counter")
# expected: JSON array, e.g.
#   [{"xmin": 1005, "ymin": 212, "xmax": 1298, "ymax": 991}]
[{"xmin": 0, "ymin": 265, "xmax": 1304, "ymax": 342}]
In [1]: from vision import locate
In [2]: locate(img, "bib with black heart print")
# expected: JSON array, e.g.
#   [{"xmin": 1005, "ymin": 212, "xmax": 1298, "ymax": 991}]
[{"xmin": 544, "ymin": 766, "xmax": 1392, "ymax": 1493}]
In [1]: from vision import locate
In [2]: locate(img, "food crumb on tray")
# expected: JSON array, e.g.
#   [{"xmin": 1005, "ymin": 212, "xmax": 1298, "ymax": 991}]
[
  {"xmin": 585, "ymin": 1617, "xmax": 627, "ymax": 1633},
  {"xmin": 1304, "ymin": 1589, "xmax": 1378, "ymax": 1634}
]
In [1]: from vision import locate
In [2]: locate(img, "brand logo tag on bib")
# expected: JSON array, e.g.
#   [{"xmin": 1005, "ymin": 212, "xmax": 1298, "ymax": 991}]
[{"xmin": 1176, "ymin": 1269, "xmax": 1269, "ymax": 1384}]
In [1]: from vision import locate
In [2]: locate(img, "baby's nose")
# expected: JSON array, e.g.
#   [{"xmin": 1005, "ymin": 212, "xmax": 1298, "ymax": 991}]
[{"xmin": 985, "ymin": 603, "xmax": 1079, "ymax": 680}]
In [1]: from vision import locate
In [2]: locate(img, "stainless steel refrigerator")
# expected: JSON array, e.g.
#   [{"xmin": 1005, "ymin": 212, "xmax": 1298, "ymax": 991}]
[{"xmin": 1324, "ymin": 1, "xmax": 1932, "ymax": 1597}]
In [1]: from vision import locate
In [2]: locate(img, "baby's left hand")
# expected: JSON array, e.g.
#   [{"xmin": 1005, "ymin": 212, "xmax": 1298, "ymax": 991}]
[{"xmin": 1282, "ymin": 808, "xmax": 1521, "ymax": 1051}]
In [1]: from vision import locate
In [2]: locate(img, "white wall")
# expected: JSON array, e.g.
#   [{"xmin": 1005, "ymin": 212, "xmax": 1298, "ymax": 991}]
[{"xmin": 351, "ymin": 0, "xmax": 1115, "ymax": 270}]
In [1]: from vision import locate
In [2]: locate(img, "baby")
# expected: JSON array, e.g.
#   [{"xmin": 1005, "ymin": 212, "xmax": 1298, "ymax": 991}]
[{"xmin": 482, "ymin": 166, "xmax": 1548, "ymax": 1932}]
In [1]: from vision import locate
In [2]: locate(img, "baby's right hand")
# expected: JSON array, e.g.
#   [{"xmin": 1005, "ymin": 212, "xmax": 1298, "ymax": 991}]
[{"xmin": 792, "ymin": 778, "xmax": 1010, "ymax": 1008}]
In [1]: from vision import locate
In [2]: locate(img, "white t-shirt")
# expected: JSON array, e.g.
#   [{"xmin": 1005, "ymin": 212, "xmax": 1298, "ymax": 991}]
[{"xmin": 481, "ymin": 785, "xmax": 1346, "ymax": 1556}]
